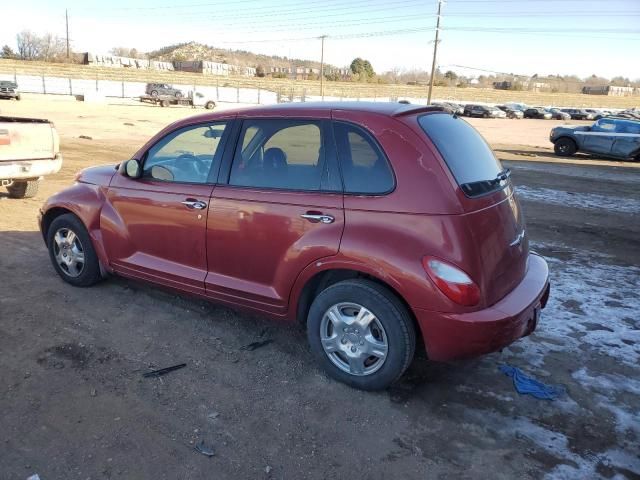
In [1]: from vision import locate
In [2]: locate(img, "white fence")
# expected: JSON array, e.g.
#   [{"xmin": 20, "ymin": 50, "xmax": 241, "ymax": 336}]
[{"xmin": 0, "ymin": 72, "xmax": 429, "ymax": 105}]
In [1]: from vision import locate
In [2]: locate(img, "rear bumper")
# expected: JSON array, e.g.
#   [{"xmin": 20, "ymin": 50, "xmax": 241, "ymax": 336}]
[
  {"xmin": 0, "ymin": 154, "xmax": 62, "ymax": 181},
  {"xmin": 413, "ymin": 254, "xmax": 550, "ymax": 361}
]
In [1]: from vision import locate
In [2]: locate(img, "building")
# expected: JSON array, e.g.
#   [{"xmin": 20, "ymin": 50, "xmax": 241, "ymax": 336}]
[
  {"xmin": 83, "ymin": 53, "xmax": 173, "ymax": 70},
  {"xmin": 582, "ymin": 85, "xmax": 635, "ymax": 96}
]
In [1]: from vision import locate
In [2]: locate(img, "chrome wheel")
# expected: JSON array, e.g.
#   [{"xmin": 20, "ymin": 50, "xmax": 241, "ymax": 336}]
[
  {"xmin": 320, "ymin": 302, "xmax": 389, "ymax": 376},
  {"xmin": 53, "ymin": 227, "xmax": 85, "ymax": 278}
]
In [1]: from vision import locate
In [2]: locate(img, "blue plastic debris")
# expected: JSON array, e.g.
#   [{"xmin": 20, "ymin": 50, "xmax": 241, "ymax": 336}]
[{"xmin": 499, "ymin": 364, "xmax": 565, "ymax": 400}]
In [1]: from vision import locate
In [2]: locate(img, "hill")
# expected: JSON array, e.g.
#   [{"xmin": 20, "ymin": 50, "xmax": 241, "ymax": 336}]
[{"xmin": 147, "ymin": 41, "xmax": 335, "ymax": 70}]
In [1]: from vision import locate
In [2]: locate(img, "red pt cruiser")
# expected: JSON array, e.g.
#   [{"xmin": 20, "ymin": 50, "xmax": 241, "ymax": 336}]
[{"xmin": 39, "ymin": 102, "xmax": 550, "ymax": 390}]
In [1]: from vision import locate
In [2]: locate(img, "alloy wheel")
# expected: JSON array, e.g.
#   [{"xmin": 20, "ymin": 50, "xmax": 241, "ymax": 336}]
[{"xmin": 319, "ymin": 302, "xmax": 389, "ymax": 376}]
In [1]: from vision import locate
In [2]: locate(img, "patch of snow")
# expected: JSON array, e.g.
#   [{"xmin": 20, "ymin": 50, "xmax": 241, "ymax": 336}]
[
  {"xmin": 516, "ymin": 185, "xmax": 640, "ymax": 215},
  {"xmin": 506, "ymin": 249, "xmax": 640, "ymax": 369}
]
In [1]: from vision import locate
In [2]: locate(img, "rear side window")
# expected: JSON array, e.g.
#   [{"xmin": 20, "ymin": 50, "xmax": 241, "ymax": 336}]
[
  {"xmin": 418, "ymin": 113, "xmax": 504, "ymax": 197},
  {"xmin": 230, "ymin": 119, "xmax": 325, "ymax": 190},
  {"xmin": 333, "ymin": 122, "xmax": 394, "ymax": 194}
]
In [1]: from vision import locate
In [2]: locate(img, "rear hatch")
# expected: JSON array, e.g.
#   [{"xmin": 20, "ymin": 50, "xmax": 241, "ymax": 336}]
[
  {"xmin": 0, "ymin": 117, "xmax": 57, "ymax": 162},
  {"xmin": 418, "ymin": 113, "xmax": 528, "ymax": 307}
]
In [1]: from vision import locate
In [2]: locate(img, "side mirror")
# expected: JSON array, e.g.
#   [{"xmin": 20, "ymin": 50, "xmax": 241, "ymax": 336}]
[{"xmin": 122, "ymin": 159, "xmax": 142, "ymax": 179}]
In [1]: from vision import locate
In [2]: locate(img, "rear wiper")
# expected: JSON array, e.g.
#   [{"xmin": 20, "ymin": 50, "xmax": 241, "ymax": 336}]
[{"xmin": 460, "ymin": 168, "xmax": 512, "ymax": 197}]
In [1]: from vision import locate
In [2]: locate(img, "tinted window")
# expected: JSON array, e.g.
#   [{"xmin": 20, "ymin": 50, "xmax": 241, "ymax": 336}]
[
  {"xmin": 418, "ymin": 114, "xmax": 503, "ymax": 196},
  {"xmin": 333, "ymin": 122, "xmax": 394, "ymax": 194},
  {"xmin": 144, "ymin": 122, "xmax": 227, "ymax": 183},
  {"xmin": 230, "ymin": 119, "xmax": 324, "ymax": 190}
]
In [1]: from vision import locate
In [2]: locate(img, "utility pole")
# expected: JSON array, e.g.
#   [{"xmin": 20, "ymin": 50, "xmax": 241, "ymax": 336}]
[
  {"xmin": 427, "ymin": 0, "xmax": 443, "ymax": 105},
  {"xmin": 319, "ymin": 35, "xmax": 327, "ymax": 101},
  {"xmin": 65, "ymin": 9, "xmax": 70, "ymax": 59}
]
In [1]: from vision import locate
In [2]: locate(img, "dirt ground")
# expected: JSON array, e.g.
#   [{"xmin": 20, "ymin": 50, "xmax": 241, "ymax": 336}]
[{"xmin": 1, "ymin": 96, "xmax": 639, "ymax": 479}]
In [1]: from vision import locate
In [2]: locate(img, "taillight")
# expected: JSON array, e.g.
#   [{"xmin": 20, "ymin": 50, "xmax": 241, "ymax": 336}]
[{"xmin": 422, "ymin": 257, "xmax": 480, "ymax": 306}]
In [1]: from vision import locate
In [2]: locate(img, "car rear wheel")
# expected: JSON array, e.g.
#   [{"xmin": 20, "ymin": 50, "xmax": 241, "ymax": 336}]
[
  {"xmin": 554, "ymin": 137, "xmax": 577, "ymax": 157},
  {"xmin": 150, "ymin": 90, "xmax": 159, "ymax": 97},
  {"xmin": 205, "ymin": 101, "xmax": 215, "ymax": 110},
  {"xmin": 7, "ymin": 180, "xmax": 39, "ymax": 198},
  {"xmin": 307, "ymin": 279, "xmax": 416, "ymax": 390},
  {"xmin": 47, "ymin": 214, "xmax": 102, "ymax": 287},
  {"xmin": 175, "ymin": 92, "xmax": 183, "ymax": 99},
  {"xmin": 483, "ymin": 112, "xmax": 489, "ymax": 118}
]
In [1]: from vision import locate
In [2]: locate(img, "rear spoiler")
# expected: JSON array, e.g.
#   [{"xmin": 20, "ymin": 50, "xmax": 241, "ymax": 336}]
[
  {"xmin": 392, "ymin": 105, "xmax": 452, "ymax": 117},
  {"xmin": 0, "ymin": 116, "xmax": 51, "ymax": 124}
]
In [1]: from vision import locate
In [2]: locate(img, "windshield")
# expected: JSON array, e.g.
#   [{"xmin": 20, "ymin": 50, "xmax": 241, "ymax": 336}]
[{"xmin": 418, "ymin": 113, "xmax": 505, "ymax": 197}]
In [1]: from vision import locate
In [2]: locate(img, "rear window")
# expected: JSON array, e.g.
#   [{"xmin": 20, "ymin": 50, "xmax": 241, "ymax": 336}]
[{"xmin": 418, "ymin": 113, "xmax": 504, "ymax": 197}]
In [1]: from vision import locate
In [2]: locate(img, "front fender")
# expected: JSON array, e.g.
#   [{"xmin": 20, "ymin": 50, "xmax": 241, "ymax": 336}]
[{"xmin": 40, "ymin": 183, "xmax": 112, "ymax": 272}]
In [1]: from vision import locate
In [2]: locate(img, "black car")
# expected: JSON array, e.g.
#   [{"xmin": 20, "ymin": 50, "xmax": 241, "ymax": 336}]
[
  {"xmin": 560, "ymin": 108, "xmax": 594, "ymax": 120},
  {"xmin": 524, "ymin": 108, "xmax": 552, "ymax": 120},
  {"xmin": 145, "ymin": 83, "xmax": 183, "ymax": 98},
  {"xmin": 0, "ymin": 81, "xmax": 20, "ymax": 100}
]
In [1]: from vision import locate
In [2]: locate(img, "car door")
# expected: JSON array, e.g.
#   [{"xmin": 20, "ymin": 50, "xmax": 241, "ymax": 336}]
[
  {"xmin": 205, "ymin": 116, "xmax": 344, "ymax": 316},
  {"xmin": 581, "ymin": 119, "xmax": 616, "ymax": 155},
  {"xmin": 102, "ymin": 121, "xmax": 231, "ymax": 295},
  {"xmin": 612, "ymin": 121, "xmax": 640, "ymax": 158}
]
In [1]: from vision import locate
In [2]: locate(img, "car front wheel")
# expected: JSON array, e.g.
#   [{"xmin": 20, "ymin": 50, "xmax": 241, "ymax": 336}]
[
  {"xmin": 47, "ymin": 213, "xmax": 102, "ymax": 287},
  {"xmin": 554, "ymin": 137, "xmax": 577, "ymax": 156},
  {"xmin": 307, "ymin": 279, "xmax": 416, "ymax": 390}
]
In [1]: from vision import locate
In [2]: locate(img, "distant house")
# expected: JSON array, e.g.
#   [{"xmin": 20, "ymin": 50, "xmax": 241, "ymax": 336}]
[
  {"xmin": 493, "ymin": 79, "xmax": 549, "ymax": 92},
  {"xmin": 582, "ymin": 85, "xmax": 634, "ymax": 96},
  {"xmin": 82, "ymin": 52, "xmax": 173, "ymax": 70}
]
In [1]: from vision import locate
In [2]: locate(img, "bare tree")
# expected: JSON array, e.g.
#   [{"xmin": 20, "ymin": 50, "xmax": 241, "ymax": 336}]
[
  {"xmin": 39, "ymin": 33, "xmax": 66, "ymax": 62},
  {"xmin": 16, "ymin": 30, "xmax": 40, "ymax": 60}
]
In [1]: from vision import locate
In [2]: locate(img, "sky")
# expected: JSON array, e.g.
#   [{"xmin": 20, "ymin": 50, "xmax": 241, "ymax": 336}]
[{"xmin": 2, "ymin": 0, "xmax": 639, "ymax": 80}]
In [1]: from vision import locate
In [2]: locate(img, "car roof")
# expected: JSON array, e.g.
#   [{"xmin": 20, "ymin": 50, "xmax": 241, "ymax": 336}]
[{"xmin": 192, "ymin": 101, "xmax": 449, "ymax": 121}]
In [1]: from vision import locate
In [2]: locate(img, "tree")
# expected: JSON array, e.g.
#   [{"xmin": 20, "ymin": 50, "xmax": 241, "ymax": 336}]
[
  {"xmin": 1, "ymin": 45, "xmax": 16, "ymax": 59},
  {"xmin": 255, "ymin": 65, "xmax": 265, "ymax": 77},
  {"xmin": 444, "ymin": 70, "xmax": 457, "ymax": 81},
  {"xmin": 350, "ymin": 57, "xmax": 375, "ymax": 80},
  {"xmin": 16, "ymin": 30, "xmax": 40, "ymax": 60}
]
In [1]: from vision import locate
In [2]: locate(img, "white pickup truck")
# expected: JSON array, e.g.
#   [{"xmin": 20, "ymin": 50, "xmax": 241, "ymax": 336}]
[{"xmin": 0, "ymin": 117, "xmax": 62, "ymax": 198}]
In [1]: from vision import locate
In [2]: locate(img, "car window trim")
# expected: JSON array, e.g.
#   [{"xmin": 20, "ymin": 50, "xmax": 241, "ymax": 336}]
[
  {"xmin": 331, "ymin": 120, "xmax": 396, "ymax": 197},
  {"xmin": 139, "ymin": 120, "xmax": 233, "ymax": 186},
  {"xmin": 220, "ymin": 117, "xmax": 340, "ymax": 194}
]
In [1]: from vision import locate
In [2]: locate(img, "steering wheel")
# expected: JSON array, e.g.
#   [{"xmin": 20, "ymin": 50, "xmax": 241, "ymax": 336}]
[{"xmin": 175, "ymin": 153, "xmax": 208, "ymax": 179}]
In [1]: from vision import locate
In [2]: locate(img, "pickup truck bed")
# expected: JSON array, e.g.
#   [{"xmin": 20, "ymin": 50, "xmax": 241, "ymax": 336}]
[{"xmin": 0, "ymin": 116, "xmax": 62, "ymax": 198}]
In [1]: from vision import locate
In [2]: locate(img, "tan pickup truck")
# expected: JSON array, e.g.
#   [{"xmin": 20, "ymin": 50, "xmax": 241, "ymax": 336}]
[{"xmin": 0, "ymin": 116, "xmax": 62, "ymax": 198}]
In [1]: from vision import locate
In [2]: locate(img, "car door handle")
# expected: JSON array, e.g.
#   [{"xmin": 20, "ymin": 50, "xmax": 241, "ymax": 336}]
[
  {"xmin": 300, "ymin": 213, "xmax": 335, "ymax": 224},
  {"xmin": 181, "ymin": 199, "xmax": 207, "ymax": 210}
]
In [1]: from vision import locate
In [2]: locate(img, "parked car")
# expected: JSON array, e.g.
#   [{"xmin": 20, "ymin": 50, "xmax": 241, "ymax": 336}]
[
  {"xmin": 546, "ymin": 108, "xmax": 571, "ymax": 121},
  {"xmin": 441, "ymin": 102, "xmax": 464, "ymax": 115},
  {"xmin": 145, "ymin": 83, "xmax": 183, "ymax": 98},
  {"xmin": 39, "ymin": 102, "xmax": 550, "ymax": 390},
  {"xmin": 523, "ymin": 108, "xmax": 553, "ymax": 120},
  {"xmin": 550, "ymin": 117, "xmax": 640, "ymax": 160},
  {"xmin": 1, "ymin": 116, "xmax": 62, "ymax": 198},
  {"xmin": 0, "ymin": 81, "xmax": 20, "ymax": 100},
  {"xmin": 559, "ymin": 108, "xmax": 594, "ymax": 120},
  {"xmin": 496, "ymin": 105, "xmax": 524, "ymax": 119},
  {"xmin": 464, "ymin": 104, "xmax": 507, "ymax": 118},
  {"xmin": 585, "ymin": 109, "xmax": 610, "ymax": 120}
]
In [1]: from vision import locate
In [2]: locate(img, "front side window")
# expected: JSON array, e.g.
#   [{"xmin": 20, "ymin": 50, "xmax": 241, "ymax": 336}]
[
  {"xmin": 143, "ymin": 122, "xmax": 228, "ymax": 183},
  {"xmin": 229, "ymin": 119, "xmax": 325, "ymax": 190},
  {"xmin": 333, "ymin": 122, "xmax": 394, "ymax": 194}
]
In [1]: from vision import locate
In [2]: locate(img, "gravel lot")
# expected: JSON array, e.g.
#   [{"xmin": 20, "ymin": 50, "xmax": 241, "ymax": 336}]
[{"xmin": 1, "ymin": 96, "xmax": 639, "ymax": 479}]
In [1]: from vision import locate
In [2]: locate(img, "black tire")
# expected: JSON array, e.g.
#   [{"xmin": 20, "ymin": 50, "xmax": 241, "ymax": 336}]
[
  {"xmin": 307, "ymin": 279, "xmax": 416, "ymax": 391},
  {"xmin": 7, "ymin": 180, "xmax": 39, "ymax": 198},
  {"xmin": 47, "ymin": 213, "xmax": 102, "ymax": 287},
  {"xmin": 554, "ymin": 137, "xmax": 577, "ymax": 157},
  {"xmin": 205, "ymin": 101, "xmax": 215, "ymax": 110},
  {"xmin": 175, "ymin": 91, "xmax": 183, "ymax": 99},
  {"xmin": 16, "ymin": 94, "xmax": 21, "ymax": 101},
  {"xmin": 160, "ymin": 99, "xmax": 170, "ymax": 108},
  {"xmin": 150, "ymin": 90, "xmax": 159, "ymax": 97},
  {"xmin": 483, "ymin": 112, "xmax": 489, "ymax": 118}
]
